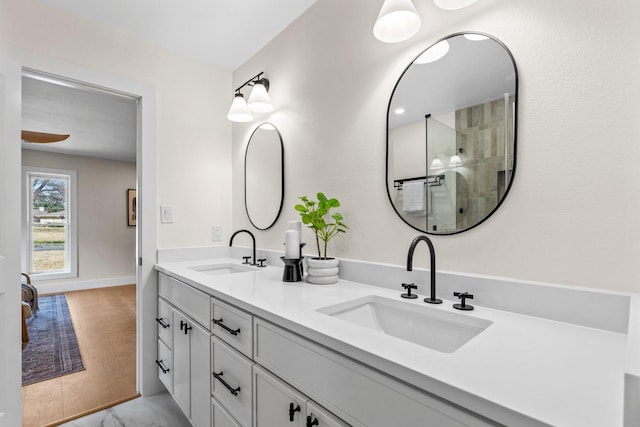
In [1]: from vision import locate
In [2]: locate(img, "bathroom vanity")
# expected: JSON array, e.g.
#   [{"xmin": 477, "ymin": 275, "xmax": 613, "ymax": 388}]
[{"xmin": 155, "ymin": 255, "xmax": 636, "ymax": 427}]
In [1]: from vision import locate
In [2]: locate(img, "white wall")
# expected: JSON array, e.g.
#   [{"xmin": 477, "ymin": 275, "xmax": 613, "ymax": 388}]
[
  {"xmin": 0, "ymin": 0, "xmax": 233, "ymax": 421},
  {"xmin": 0, "ymin": 0, "xmax": 233, "ymax": 250},
  {"xmin": 22, "ymin": 150, "xmax": 136, "ymax": 290},
  {"xmin": 231, "ymin": 0, "xmax": 640, "ymax": 293}
]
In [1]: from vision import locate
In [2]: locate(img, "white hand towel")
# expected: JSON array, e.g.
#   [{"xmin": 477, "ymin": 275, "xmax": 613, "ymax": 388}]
[{"xmin": 402, "ymin": 181, "xmax": 425, "ymax": 213}]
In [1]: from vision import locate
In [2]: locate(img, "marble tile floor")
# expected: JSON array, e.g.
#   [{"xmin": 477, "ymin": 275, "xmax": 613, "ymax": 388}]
[{"xmin": 58, "ymin": 391, "xmax": 190, "ymax": 427}]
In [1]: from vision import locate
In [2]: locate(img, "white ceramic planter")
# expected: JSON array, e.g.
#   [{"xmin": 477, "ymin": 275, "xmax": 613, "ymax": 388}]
[{"xmin": 306, "ymin": 258, "xmax": 339, "ymax": 285}]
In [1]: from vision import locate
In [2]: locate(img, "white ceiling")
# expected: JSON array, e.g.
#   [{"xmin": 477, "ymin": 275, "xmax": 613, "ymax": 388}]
[
  {"xmin": 39, "ymin": 0, "xmax": 317, "ymax": 71},
  {"xmin": 22, "ymin": 72, "xmax": 139, "ymax": 163},
  {"xmin": 21, "ymin": 1, "xmax": 317, "ymax": 162}
]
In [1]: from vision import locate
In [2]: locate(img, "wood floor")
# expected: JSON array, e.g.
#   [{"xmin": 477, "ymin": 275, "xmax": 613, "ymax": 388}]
[{"xmin": 22, "ymin": 285, "xmax": 139, "ymax": 427}]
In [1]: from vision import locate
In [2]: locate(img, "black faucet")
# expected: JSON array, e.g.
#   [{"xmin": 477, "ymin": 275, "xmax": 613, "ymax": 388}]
[
  {"xmin": 229, "ymin": 229, "xmax": 257, "ymax": 266},
  {"xmin": 406, "ymin": 235, "xmax": 442, "ymax": 304}
]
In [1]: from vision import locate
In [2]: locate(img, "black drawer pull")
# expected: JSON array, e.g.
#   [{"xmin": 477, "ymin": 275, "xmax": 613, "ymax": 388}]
[
  {"xmin": 155, "ymin": 317, "xmax": 169, "ymax": 329},
  {"xmin": 212, "ymin": 371, "xmax": 241, "ymax": 396},
  {"xmin": 306, "ymin": 415, "xmax": 319, "ymax": 427},
  {"xmin": 289, "ymin": 403, "xmax": 301, "ymax": 422},
  {"xmin": 155, "ymin": 359, "xmax": 170, "ymax": 374},
  {"xmin": 212, "ymin": 318, "xmax": 241, "ymax": 336}
]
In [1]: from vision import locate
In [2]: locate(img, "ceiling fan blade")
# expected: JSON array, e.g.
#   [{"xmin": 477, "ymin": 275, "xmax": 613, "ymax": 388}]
[{"xmin": 21, "ymin": 130, "xmax": 70, "ymax": 143}]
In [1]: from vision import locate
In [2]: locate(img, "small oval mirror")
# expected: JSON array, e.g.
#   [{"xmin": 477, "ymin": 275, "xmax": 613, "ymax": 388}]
[
  {"xmin": 245, "ymin": 123, "xmax": 284, "ymax": 230},
  {"xmin": 386, "ymin": 33, "xmax": 517, "ymax": 234}
]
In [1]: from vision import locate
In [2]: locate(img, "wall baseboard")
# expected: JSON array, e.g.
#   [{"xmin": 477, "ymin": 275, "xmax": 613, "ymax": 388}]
[{"xmin": 36, "ymin": 276, "xmax": 136, "ymax": 295}]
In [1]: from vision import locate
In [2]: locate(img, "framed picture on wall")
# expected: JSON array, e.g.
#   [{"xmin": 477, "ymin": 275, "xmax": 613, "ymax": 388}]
[{"xmin": 127, "ymin": 189, "xmax": 137, "ymax": 226}]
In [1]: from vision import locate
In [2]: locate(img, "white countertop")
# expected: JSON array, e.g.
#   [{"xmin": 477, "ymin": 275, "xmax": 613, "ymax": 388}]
[{"xmin": 155, "ymin": 258, "xmax": 627, "ymax": 427}]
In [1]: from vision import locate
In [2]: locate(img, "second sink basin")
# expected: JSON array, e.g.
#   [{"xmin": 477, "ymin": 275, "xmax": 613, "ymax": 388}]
[
  {"xmin": 317, "ymin": 295, "xmax": 492, "ymax": 353},
  {"xmin": 189, "ymin": 263, "xmax": 256, "ymax": 276}
]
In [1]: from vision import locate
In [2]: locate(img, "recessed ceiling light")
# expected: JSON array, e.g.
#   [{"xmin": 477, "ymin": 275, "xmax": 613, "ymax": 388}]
[
  {"xmin": 464, "ymin": 33, "xmax": 489, "ymax": 41},
  {"xmin": 395, "ymin": 108, "xmax": 405, "ymax": 115},
  {"xmin": 414, "ymin": 40, "xmax": 450, "ymax": 64}
]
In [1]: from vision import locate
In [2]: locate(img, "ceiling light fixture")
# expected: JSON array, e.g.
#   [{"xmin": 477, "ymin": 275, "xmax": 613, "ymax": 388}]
[
  {"xmin": 227, "ymin": 72, "xmax": 273, "ymax": 122},
  {"xmin": 433, "ymin": 0, "xmax": 478, "ymax": 10},
  {"xmin": 373, "ymin": 0, "xmax": 421, "ymax": 43}
]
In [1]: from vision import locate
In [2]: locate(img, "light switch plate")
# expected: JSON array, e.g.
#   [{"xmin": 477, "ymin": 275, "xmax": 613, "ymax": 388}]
[
  {"xmin": 212, "ymin": 226, "xmax": 223, "ymax": 242},
  {"xmin": 160, "ymin": 205, "xmax": 174, "ymax": 224}
]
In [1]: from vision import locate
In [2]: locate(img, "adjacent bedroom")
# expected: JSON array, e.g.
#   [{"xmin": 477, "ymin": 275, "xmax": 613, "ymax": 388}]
[{"xmin": 19, "ymin": 70, "xmax": 139, "ymax": 427}]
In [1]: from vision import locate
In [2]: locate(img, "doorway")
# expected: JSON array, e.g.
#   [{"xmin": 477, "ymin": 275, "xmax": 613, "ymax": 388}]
[
  {"xmin": 0, "ymin": 55, "xmax": 159, "ymax": 427},
  {"xmin": 20, "ymin": 70, "xmax": 139, "ymax": 425}
]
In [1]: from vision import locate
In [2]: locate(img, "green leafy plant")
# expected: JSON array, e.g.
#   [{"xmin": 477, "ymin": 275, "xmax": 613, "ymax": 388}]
[{"xmin": 295, "ymin": 192, "xmax": 348, "ymax": 260}]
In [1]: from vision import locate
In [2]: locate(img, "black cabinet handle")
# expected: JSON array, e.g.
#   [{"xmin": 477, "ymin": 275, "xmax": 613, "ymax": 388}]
[
  {"xmin": 306, "ymin": 415, "xmax": 319, "ymax": 427},
  {"xmin": 155, "ymin": 317, "xmax": 169, "ymax": 329},
  {"xmin": 212, "ymin": 371, "xmax": 241, "ymax": 396},
  {"xmin": 155, "ymin": 359, "xmax": 170, "ymax": 374},
  {"xmin": 212, "ymin": 318, "xmax": 241, "ymax": 336},
  {"xmin": 180, "ymin": 320, "xmax": 192, "ymax": 334},
  {"xmin": 289, "ymin": 403, "xmax": 301, "ymax": 422}
]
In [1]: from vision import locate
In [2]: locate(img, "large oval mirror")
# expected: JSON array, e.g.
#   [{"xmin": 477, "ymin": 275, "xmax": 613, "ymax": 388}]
[
  {"xmin": 245, "ymin": 122, "xmax": 284, "ymax": 230},
  {"xmin": 386, "ymin": 33, "xmax": 517, "ymax": 234}
]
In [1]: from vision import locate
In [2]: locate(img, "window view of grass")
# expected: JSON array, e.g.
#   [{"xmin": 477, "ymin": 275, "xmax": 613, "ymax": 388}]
[{"xmin": 32, "ymin": 224, "xmax": 66, "ymax": 272}]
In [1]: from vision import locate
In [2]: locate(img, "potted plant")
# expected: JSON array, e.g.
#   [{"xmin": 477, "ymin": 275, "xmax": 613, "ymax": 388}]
[{"xmin": 295, "ymin": 192, "xmax": 348, "ymax": 284}]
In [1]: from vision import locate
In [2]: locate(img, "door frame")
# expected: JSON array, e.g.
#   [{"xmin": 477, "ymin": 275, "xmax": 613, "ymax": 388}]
[{"xmin": 0, "ymin": 46, "xmax": 161, "ymax": 426}]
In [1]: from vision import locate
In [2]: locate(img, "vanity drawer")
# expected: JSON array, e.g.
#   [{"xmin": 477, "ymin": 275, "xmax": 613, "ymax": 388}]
[
  {"xmin": 212, "ymin": 297, "xmax": 253, "ymax": 358},
  {"xmin": 212, "ymin": 397, "xmax": 243, "ymax": 427},
  {"xmin": 159, "ymin": 273, "xmax": 210, "ymax": 329},
  {"xmin": 157, "ymin": 339, "xmax": 173, "ymax": 393},
  {"xmin": 212, "ymin": 336, "xmax": 254, "ymax": 427},
  {"xmin": 254, "ymin": 319, "xmax": 493, "ymax": 427},
  {"xmin": 307, "ymin": 400, "xmax": 351, "ymax": 427},
  {"xmin": 157, "ymin": 298, "xmax": 172, "ymax": 346}
]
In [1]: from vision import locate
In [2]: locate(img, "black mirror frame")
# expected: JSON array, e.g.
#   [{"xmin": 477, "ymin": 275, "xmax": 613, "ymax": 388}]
[
  {"xmin": 385, "ymin": 32, "xmax": 519, "ymax": 235},
  {"xmin": 244, "ymin": 122, "xmax": 285, "ymax": 230}
]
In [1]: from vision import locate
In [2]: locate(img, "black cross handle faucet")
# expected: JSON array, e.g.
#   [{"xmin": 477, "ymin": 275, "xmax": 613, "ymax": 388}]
[{"xmin": 453, "ymin": 292, "xmax": 474, "ymax": 311}]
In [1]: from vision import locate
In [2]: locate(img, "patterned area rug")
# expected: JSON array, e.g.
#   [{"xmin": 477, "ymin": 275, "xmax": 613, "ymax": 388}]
[{"xmin": 22, "ymin": 294, "xmax": 85, "ymax": 386}]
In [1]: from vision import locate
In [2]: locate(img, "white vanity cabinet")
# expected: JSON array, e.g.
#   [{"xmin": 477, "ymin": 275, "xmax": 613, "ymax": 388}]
[
  {"xmin": 156, "ymin": 270, "xmax": 494, "ymax": 427},
  {"xmin": 254, "ymin": 319, "xmax": 494, "ymax": 427},
  {"xmin": 253, "ymin": 365, "xmax": 349, "ymax": 427},
  {"xmin": 158, "ymin": 273, "xmax": 212, "ymax": 427}
]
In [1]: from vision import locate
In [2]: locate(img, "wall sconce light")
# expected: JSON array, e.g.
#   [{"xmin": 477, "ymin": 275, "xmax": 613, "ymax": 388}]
[
  {"xmin": 448, "ymin": 148, "xmax": 463, "ymax": 167},
  {"xmin": 373, "ymin": 0, "xmax": 421, "ymax": 43},
  {"xmin": 430, "ymin": 157, "xmax": 444, "ymax": 170},
  {"xmin": 227, "ymin": 72, "xmax": 273, "ymax": 122}
]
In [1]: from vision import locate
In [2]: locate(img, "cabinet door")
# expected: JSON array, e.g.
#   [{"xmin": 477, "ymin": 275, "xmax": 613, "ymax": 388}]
[
  {"xmin": 172, "ymin": 309, "xmax": 191, "ymax": 418},
  {"xmin": 190, "ymin": 320, "xmax": 211, "ymax": 427},
  {"xmin": 306, "ymin": 401, "xmax": 350, "ymax": 427},
  {"xmin": 254, "ymin": 365, "xmax": 307, "ymax": 427}
]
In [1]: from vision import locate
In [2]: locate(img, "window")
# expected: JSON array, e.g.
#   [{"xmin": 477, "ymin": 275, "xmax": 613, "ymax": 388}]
[{"xmin": 23, "ymin": 167, "xmax": 77, "ymax": 280}]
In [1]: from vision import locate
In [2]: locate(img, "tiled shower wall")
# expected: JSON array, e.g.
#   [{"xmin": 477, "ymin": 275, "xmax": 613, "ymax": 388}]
[{"xmin": 456, "ymin": 96, "xmax": 515, "ymax": 229}]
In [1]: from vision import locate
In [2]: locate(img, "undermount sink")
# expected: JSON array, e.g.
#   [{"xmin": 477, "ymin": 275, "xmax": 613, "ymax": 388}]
[
  {"xmin": 317, "ymin": 295, "xmax": 492, "ymax": 353},
  {"xmin": 189, "ymin": 263, "xmax": 256, "ymax": 276}
]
